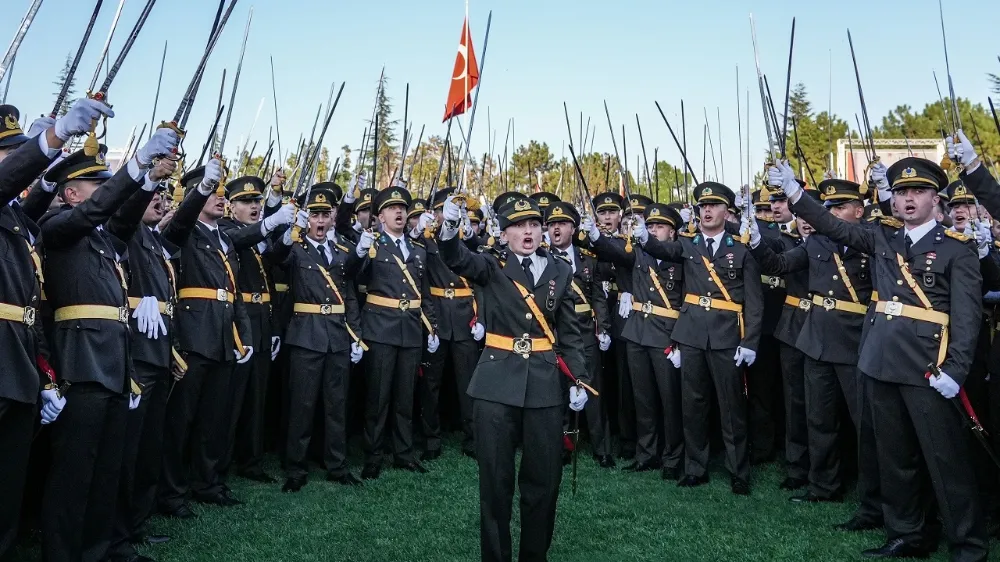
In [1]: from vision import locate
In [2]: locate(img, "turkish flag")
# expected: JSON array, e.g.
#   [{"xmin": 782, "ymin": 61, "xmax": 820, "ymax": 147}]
[{"xmin": 442, "ymin": 17, "xmax": 479, "ymax": 122}]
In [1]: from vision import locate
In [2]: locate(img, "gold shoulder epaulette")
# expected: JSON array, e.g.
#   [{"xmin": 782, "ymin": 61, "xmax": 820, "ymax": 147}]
[
  {"xmin": 579, "ymin": 248, "xmax": 596, "ymax": 258},
  {"xmin": 879, "ymin": 217, "xmax": 903, "ymax": 229},
  {"xmin": 993, "ymin": 240, "xmax": 1000, "ymax": 249},
  {"xmin": 336, "ymin": 244, "xmax": 350, "ymax": 253},
  {"xmin": 944, "ymin": 229, "xmax": 970, "ymax": 242},
  {"xmin": 679, "ymin": 230, "xmax": 697, "ymax": 238}
]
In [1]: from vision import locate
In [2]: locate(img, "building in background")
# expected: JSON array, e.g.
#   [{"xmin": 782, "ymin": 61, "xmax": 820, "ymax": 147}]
[{"xmin": 836, "ymin": 138, "xmax": 945, "ymax": 183}]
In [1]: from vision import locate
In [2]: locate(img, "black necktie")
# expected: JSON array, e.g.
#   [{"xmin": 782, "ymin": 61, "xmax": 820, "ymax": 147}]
[
  {"xmin": 395, "ymin": 238, "xmax": 403, "ymax": 257},
  {"xmin": 214, "ymin": 229, "xmax": 224, "ymax": 250},
  {"xmin": 318, "ymin": 244, "xmax": 329, "ymax": 267},
  {"xmin": 706, "ymin": 238, "xmax": 715, "ymax": 257},
  {"xmin": 904, "ymin": 234, "xmax": 913, "ymax": 259},
  {"xmin": 521, "ymin": 257, "xmax": 535, "ymax": 286}
]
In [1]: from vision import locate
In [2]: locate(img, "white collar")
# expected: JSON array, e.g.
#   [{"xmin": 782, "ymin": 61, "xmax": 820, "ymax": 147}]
[
  {"xmin": 903, "ymin": 219, "xmax": 937, "ymax": 245},
  {"xmin": 305, "ymin": 236, "xmax": 327, "ymax": 250},
  {"xmin": 198, "ymin": 220, "xmax": 219, "ymax": 233}
]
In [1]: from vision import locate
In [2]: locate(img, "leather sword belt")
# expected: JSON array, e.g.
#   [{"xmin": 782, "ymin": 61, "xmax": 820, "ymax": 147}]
[
  {"xmin": 430, "ymin": 287, "xmax": 473, "ymax": 299},
  {"xmin": 241, "ymin": 292, "xmax": 271, "ymax": 304},
  {"xmin": 632, "ymin": 301, "xmax": 680, "ymax": 319},
  {"xmin": 127, "ymin": 297, "xmax": 174, "ymax": 316},
  {"xmin": 0, "ymin": 303, "xmax": 36, "ymax": 326},
  {"xmin": 367, "ymin": 294, "xmax": 421, "ymax": 311},
  {"xmin": 575, "ymin": 303, "xmax": 593, "ymax": 314},
  {"xmin": 293, "ymin": 303, "xmax": 346, "ymax": 315},
  {"xmin": 810, "ymin": 295, "xmax": 868, "ymax": 315},
  {"xmin": 761, "ymin": 275, "xmax": 786, "ymax": 289},
  {"xmin": 178, "ymin": 288, "xmax": 235, "ymax": 303},
  {"xmin": 874, "ymin": 301, "xmax": 949, "ymax": 325},
  {"xmin": 485, "ymin": 333, "xmax": 553, "ymax": 358},
  {"xmin": 54, "ymin": 305, "xmax": 128, "ymax": 324},
  {"xmin": 683, "ymin": 294, "xmax": 743, "ymax": 313},
  {"xmin": 274, "ymin": 283, "xmax": 290, "ymax": 292}
]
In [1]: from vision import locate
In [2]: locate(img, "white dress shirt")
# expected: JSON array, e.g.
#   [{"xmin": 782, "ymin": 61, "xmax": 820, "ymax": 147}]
[
  {"xmin": 384, "ymin": 232, "xmax": 409, "ymax": 261},
  {"xmin": 903, "ymin": 218, "xmax": 938, "ymax": 246},
  {"xmin": 702, "ymin": 230, "xmax": 726, "ymax": 257},
  {"xmin": 512, "ymin": 251, "xmax": 547, "ymax": 283},
  {"xmin": 199, "ymin": 220, "xmax": 229, "ymax": 253}
]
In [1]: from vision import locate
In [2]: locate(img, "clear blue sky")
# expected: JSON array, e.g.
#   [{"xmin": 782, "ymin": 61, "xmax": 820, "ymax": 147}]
[{"xmin": 3, "ymin": 0, "xmax": 998, "ymax": 184}]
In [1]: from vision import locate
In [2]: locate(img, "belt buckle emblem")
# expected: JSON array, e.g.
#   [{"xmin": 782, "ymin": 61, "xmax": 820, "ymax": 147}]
[
  {"xmin": 698, "ymin": 296, "xmax": 711, "ymax": 309},
  {"xmin": 444, "ymin": 288, "xmax": 455, "ymax": 299},
  {"xmin": 216, "ymin": 289, "xmax": 228, "ymax": 302},
  {"xmin": 884, "ymin": 301, "xmax": 903, "ymax": 317},
  {"xmin": 22, "ymin": 307, "xmax": 36, "ymax": 327},
  {"xmin": 398, "ymin": 299, "xmax": 411, "ymax": 311},
  {"xmin": 164, "ymin": 302, "xmax": 175, "ymax": 317},
  {"xmin": 641, "ymin": 302, "xmax": 653, "ymax": 314},
  {"xmin": 767, "ymin": 276, "xmax": 781, "ymax": 288},
  {"xmin": 118, "ymin": 307, "xmax": 129, "ymax": 324},
  {"xmin": 823, "ymin": 298, "xmax": 836, "ymax": 311},
  {"xmin": 320, "ymin": 304, "xmax": 333, "ymax": 315},
  {"xmin": 513, "ymin": 334, "xmax": 533, "ymax": 358},
  {"xmin": 798, "ymin": 299, "xmax": 811, "ymax": 311},
  {"xmin": 251, "ymin": 292, "xmax": 263, "ymax": 304}
]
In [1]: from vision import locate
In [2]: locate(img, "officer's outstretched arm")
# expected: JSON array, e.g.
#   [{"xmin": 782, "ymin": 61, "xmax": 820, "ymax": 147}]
[
  {"xmin": 589, "ymin": 233, "xmax": 635, "ymax": 268},
  {"xmin": 961, "ymin": 164, "xmax": 1000, "ymax": 219},
  {"xmin": 438, "ymin": 232, "xmax": 494, "ymax": 286},
  {"xmin": 20, "ymin": 181, "xmax": 59, "ymax": 222},
  {"xmin": 0, "ymin": 135, "xmax": 58, "ymax": 207},
  {"xmin": 640, "ymin": 236, "xmax": 684, "ymax": 262},
  {"xmin": 740, "ymin": 253, "xmax": 765, "ymax": 352},
  {"xmin": 40, "ymin": 162, "xmax": 145, "ymax": 249},
  {"xmin": 223, "ymin": 221, "xmax": 268, "ymax": 251},
  {"xmin": 748, "ymin": 240, "xmax": 809, "ymax": 276},
  {"xmin": 790, "ymin": 191, "xmax": 875, "ymax": 255},
  {"xmin": 161, "ymin": 190, "xmax": 209, "ymax": 247}
]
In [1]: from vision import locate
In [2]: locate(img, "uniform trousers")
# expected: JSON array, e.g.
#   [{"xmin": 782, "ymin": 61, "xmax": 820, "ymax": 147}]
[
  {"xmin": 626, "ymin": 342, "xmax": 682, "ymax": 468},
  {"xmin": 364, "ymin": 342, "xmax": 421, "ymax": 465},
  {"xmin": 285, "ymin": 347, "xmax": 350, "ymax": 480},
  {"xmin": 0, "ymin": 397, "xmax": 35, "ymax": 559},
  {"xmin": 220, "ymin": 333, "xmax": 271, "ymax": 480},
  {"xmin": 803, "ymin": 357, "xmax": 858, "ymax": 497},
  {"xmin": 474, "ymin": 399, "xmax": 563, "ymax": 562},
  {"xmin": 780, "ymin": 343, "xmax": 808, "ymax": 481},
  {"xmin": 612, "ymin": 338, "xmax": 636, "ymax": 457},
  {"xmin": 420, "ymin": 338, "xmax": 478, "ymax": 454},
  {"xmin": 746, "ymin": 334, "xmax": 780, "ymax": 461}
]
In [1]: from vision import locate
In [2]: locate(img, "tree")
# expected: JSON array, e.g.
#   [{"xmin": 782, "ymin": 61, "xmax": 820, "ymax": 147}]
[
  {"xmin": 363, "ymin": 74, "xmax": 399, "ymax": 188},
  {"xmin": 510, "ymin": 141, "xmax": 555, "ymax": 191},
  {"xmin": 51, "ymin": 53, "xmax": 77, "ymax": 116},
  {"xmin": 990, "ymin": 72, "xmax": 1000, "ymax": 95}
]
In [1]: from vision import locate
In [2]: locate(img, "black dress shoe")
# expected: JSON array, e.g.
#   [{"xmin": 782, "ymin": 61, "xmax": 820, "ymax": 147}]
[
  {"xmin": 361, "ymin": 463, "xmax": 381, "ymax": 480},
  {"xmin": 420, "ymin": 449, "xmax": 442, "ymax": 462},
  {"xmin": 281, "ymin": 477, "xmax": 306, "ymax": 493},
  {"xmin": 661, "ymin": 466, "xmax": 680, "ymax": 481},
  {"xmin": 461, "ymin": 449, "xmax": 477, "ymax": 460},
  {"xmin": 622, "ymin": 460, "xmax": 658, "ymax": 473},
  {"xmin": 596, "ymin": 455, "xmax": 616, "ymax": 469},
  {"xmin": 130, "ymin": 534, "xmax": 171, "ymax": 546},
  {"xmin": 778, "ymin": 477, "xmax": 808, "ymax": 491},
  {"xmin": 750, "ymin": 452, "xmax": 775, "ymax": 466},
  {"xmin": 562, "ymin": 450, "xmax": 572, "ymax": 466},
  {"xmin": 240, "ymin": 470, "xmax": 278, "ymax": 484},
  {"xmin": 861, "ymin": 539, "xmax": 929, "ymax": 559},
  {"xmin": 731, "ymin": 477, "xmax": 751, "ymax": 496},
  {"xmin": 677, "ymin": 474, "xmax": 709, "ymax": 488},
  {"xmin": 195, "ymin": 492, "xmax": 241, "ymax": 507},
  {"xmin": 220, "ymin": 488, "xmax": 242, "ymax": 505},
  {"xmin": 834, "ymin": 516, "xmax": 884, "ymax": 532},
  {"xmin": 790, "ymin": 491, "xmax": 843, "ymax": 503},
  {"xmin": 327, "ymin": 472, "xmax": 363, "ymax": 486},
  {"xmin": 394, "ymin": 461, "xmax": 429, "ymax": 474},
  {"xmin": 161, "ymin": 504, "xmax": 197, "ymax": 519}
]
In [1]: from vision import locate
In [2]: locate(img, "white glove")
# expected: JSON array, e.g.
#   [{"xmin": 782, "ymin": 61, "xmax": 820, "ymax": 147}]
[
  {"xmin": 734, "ymin": 191, "xmax": 745, "ymax": 208},
  {"xmin": 53, "ymin": 98, "xmax": 115, "ymax": 141},
  {"xmin": 488, "ymin": 223, "xmax": 501, "ymax": 239},
  {"xmin": 618, "ymin": 292, "xmax": 633, "ymax": 319},
  {"xmin": 264, "ymin": 203, "xmax": 296, "ymax": 232},
  {"xmin": 129, "ymin": 394, "xmax": 142, "ymax": 410},
  {"xmin": 199, "ymin": 158, "xmax": 224, "ymax": 194},
  {"xmin": 680, "ymin": 208, "xmax": 692, "ymax": 224},
  {"xmin": 352, "ymin": 219, "xmax": 364, "ymax": 233},
  {"xmin": 929, "ymin": 370, "xmax": 960, "ymax": 399},
  {"xmin": 427, "ymin": 334, "xmax": 440, "ymax": 354},
  {"xmin": 350, "ymin": 342, "xmax": 364, "ymax": 364},
  {"xmin": 462, "ymin": 222, "xmax": 474, "ymax": 239},
  {"xmin": 40, "ymin": 388, "xmax": 66, "ymax": 425},
  {"xmin": 741, "ymin": 215, "xmax": 761, "ymax": 248},
  {"xmin": 774, "ymin": 161, "xmax": 801, "ymax": 200},
  {"xmin": 271, "ymin": 336, "xmax": 281, "ymax": 360},
  {"xmin": 580, "ymin": 216, "xmax": 601, "ymax": 242},
  {"xmin": 947, "ymin": 130, "xmax": 977, "ymax": 167},
  {"xmin": 767, "ymin": 165, "xmax": 784, "ymax": 188},
  {"xmin": 631, "ymin": 216, "xmax": 648, "ymax": 245},
  {"xmin": 236, "ymin": 346, "xmax": 254, "ymax": 364},
  {"xmin": 417, "ymin": 211, "xmax": 435, "ymax": 232},
  {"xmin": 343, "ymin": 177, "xmax": 359, "ymax": 203},
  {"xmin": 356, "ymin": 230, "xmax": 376, "ymax": 257},
  {"xmin": 136, "ymin": 128, "xmax": 180, "ymax": 166},
  {"xmin": 471, "ymin": 322, "xmax": 485, "ymax": 341},
  {"xmin": 569, "ymin": 385, "xmax": 588, "ymax": 412},
  {"xmin": 870, "ymin": 160, "xmax": 890, "ymax": 191},
  {"xmin": 543, "ymin": 232, "xmax": 551, "ymax": 246},
  {"xmin": 734, "ymin": 346, "xmax": 757, "ymax": 367},
  {"xmin": 294, "ymin": 210, "xmax": 309, "ymax": 229},
  {"xmin": 598, "ymin": 332, "xmax": 611, "ymax": 352},
  {"xmin": 131, "ymin": 296, "xmax": 167, "ymax": 340},
  {"xmin": 27, "ymin": 116, "xmax": 56, "ymax": 138},
  {"xmin": 442, "ymin": 196, "xmax": 462, "ymax": 223},
  {"xmin": 667, "ymin": 346, "xmax": 681, "ymax": 368}
]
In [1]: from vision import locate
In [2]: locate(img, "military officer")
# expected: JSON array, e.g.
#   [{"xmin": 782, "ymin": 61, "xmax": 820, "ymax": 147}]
[
  {"xmin": 780, "ymin": 156, "xmax": 988, "ymax": 560},
  {"xmin": 274, "ymin": 184, "xmax": 365, "ymax": 491},
  {"xmin": 582, "ymin": 202, "xmax": 686, "ymax": 475},
  {"xmin": 39, "ymin": 114, "xmax": 177, "ymax": 562},
  {"xmin": 634, "ymin": 182, "xmax": 764, "ymax": 495},
  {"xmin": 354, "ymin": 186, "xmax": 439, "ymax": 479},
  {"xmin": 437, "ymin": 194, "xmax": 588, "ymax": 562},
  {"xmin": 407, "ymin": 197, "xmax": 427, "ymax": 232},
  {"xmin": 218, "ymin": 176, "xmax": 294, "ymax": 486},
  {"xmin": 335, "ymin": 174, "xmax": 376, "ymax": 244},
  {"xmin": 529, "ymin": 191, "xmax": 560, "ymax": 213}
]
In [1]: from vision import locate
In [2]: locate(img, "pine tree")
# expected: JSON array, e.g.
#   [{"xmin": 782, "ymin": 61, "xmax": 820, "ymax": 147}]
[
  {"xmin": 51, "ymin": 53, "xmax": 77, "ymax": 116},
  {"xmin": 367, "ymin": 74, "xmax": 399, "ymax": 188}
]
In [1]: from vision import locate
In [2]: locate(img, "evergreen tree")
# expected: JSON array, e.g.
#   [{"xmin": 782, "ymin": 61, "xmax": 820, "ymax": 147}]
[{"xmin": 51, "ymin": 53, "xmax": 77, "ymax": 116}]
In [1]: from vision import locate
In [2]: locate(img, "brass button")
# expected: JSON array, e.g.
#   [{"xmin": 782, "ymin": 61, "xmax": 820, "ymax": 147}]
[
  {"xmin": 933, "ymin": 333, "xmax": 939, "ymax": 340},
  {"xmin": 13, "ymin": 226, "xmax": 19, "ymax": 232},
  {"xmin": 99, "ymin": 250, "xmax": 105, "ymax": 254},
  {"xmin": 449, "ymin": 282, "xmax": 455, "ymax": 287},
  {"xmin": 828, "ymin": 291, "xmax": 834, "ymax": 296}
]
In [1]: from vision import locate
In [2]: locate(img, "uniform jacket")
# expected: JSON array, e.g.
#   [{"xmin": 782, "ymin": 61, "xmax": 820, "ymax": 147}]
[
  {"xmin": 438, "ymin": 235, "xmax": 588, "ymax": 409},
  {"xmin": 552, "ymin": 245, "xmax": 609, "ymax": 349},
  {"xmin": 642, "ymin": 231, "xmax": 764, "ymax": 352},
  {"xmin": 759, "ymin": 231, "xmax": 811, "ymax": 348},
  {"xmin": 793, "ymin": 192, "xmax": 981, "ymax": 385},
  {"xmin": 219, "ymin": 216, "xmax": 274, "ymax": 349},
  {"xmin": 422, "ymin": 236, "xmax": 478, "ymax": 341},
  {"xmin": 356, "ymin": 232, "xmax": 438, "ymax": 348}
]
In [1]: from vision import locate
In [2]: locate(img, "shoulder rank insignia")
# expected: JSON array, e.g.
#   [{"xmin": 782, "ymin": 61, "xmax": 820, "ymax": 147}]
[
  {"xmin": 679, "ymin": 230, "xmax": 696, "ymax": 238},
  {"xmin": 878, "ymin": 217, "xmax": 903, "ymax": 229},
  {"xmin": 336, "ymin": 244, "xmax": 349, "ymax": 253},
  {"xmin": 944, "ymin": 229, "xmax": 970, "ymax": 242},
  {"xmin": 993, "ymin": 240, "xmax": 1000, "ymax": 249},
  {"xmin": 579, "ymin": 248, "xmax": 596, "ymax": 258}
]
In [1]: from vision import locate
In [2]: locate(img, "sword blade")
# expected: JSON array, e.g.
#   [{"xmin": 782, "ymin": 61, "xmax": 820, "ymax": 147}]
[{"xmin": 52, "ymin": 0, "xmax": 104, "ymax": 117}]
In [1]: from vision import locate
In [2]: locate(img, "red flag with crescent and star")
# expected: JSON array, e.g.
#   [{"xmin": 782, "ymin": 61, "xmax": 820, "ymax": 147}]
[{"xmin": 442, "ymin": 17, "xmax": 479, "ymax": 122}]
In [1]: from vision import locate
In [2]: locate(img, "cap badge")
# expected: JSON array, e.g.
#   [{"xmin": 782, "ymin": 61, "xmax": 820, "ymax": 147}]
[
  {"xmin": 3, "ymin": 115, "xmax": 17, "ymax": 130},
  {"xmin": 703, "ymin": 187, "xmax": 713, "ymax": 196},
  {"xmin": 631, "ymin": 198, "xmax": 640, "ymax": 206},
  {"xmin": 826, "ymin": 185, "xmax": 836, "ymax": 195},
  {"xmin": 650, "ymin": 208, "xmax": 661, "ymax": 216},
  {"xmin": 901, "ymin": 167, "xmax": 917, "ymax": 179},
  {"xmin": 391, "ymin": 190, "xmax": 401, "ymax": 198},
  {"xmin": 954, "ymin": 185, "xmax": 967, "ymax": 197},
  {"xmin": 95, "ymin": 153, "xmax": 107, "ymax": 166},
  {"xmin": 514, "ymin": 199, "xmax": 531, "ymax": 211},
  {"xmin": 316, "ymin": 193, "xmax": 327, "ymax": 203},
  {"xmin": 604, "ymin": 196, "xmax": 612, "ymax": 204},
  {"xmin": 539, "ymin": 196, "xmax": 549, "ymax": 204},
  {"xmin": 551, "ymin": 206, "xmax": 565, "ymax": 216}
]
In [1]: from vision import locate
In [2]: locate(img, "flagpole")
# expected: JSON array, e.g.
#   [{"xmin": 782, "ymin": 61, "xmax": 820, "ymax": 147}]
[
  {"xmin": 465, "ymin": 0, "xmax": 470, "ymax": 190},
  {"xmin": 457, "ymin": 10, "xmax": 492, "ymax": 193}
]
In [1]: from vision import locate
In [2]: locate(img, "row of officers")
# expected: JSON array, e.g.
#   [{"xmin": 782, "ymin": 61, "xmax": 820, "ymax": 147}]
[{"xmin": 1, "ymin": 97, "xmax": 999, "ymax": 562}]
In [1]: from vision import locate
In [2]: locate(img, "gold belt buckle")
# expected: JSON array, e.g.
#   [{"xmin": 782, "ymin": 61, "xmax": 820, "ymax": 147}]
[
  {"xmin": 320, "ymin": 304, "xmax": 333, "ymax": 315},
  {"xmin": 118, "ymin": 307, "xmax": 129, "ymax": 324},
  {"xmin": 698, "ymin": 296, "xmax": 711, "ymax": 309},
  {"xmin": 798, "ymin": 299, "xmax": 811, "ymax": 311},
  {"xmin": 884, "ymin": 301, "xmax": 903, "ymax": 317},
  {"xmin": 513, "ymin": 334, "xmax": 533, "ymax": 358},
  {"xmin": 823, "ymin": 298, "xmax": 837, "ymax": 311},
  {"xmin": 216, "ymin": 289, "xmax": 228, "ymax": 302},
  {"xmin": 641, "ymin": 302, "xmax": 653, "ymax": 314},
  {"xmin": 164, "ymin": 302, "xmax": 174, "ymax": 317},
  {"xmin": 22, "ymin": 306, "xmax": 36, "ymax": 327},
  {"xmin": 398, "ymin": 299, "xmax": 411, "ymax": 311},
  {"xmin": 444, "ymin": 288, "xmax": 455, "ymax": 299},
  {"xmin": 251, "ymin": 292, "xmax": 263, "ymax": 304}
]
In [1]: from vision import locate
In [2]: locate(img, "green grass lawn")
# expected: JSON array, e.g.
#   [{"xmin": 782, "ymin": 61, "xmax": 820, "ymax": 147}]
[{"xmin": 11, "ymin": 437, "xmax": 983, "ymax": 561}]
